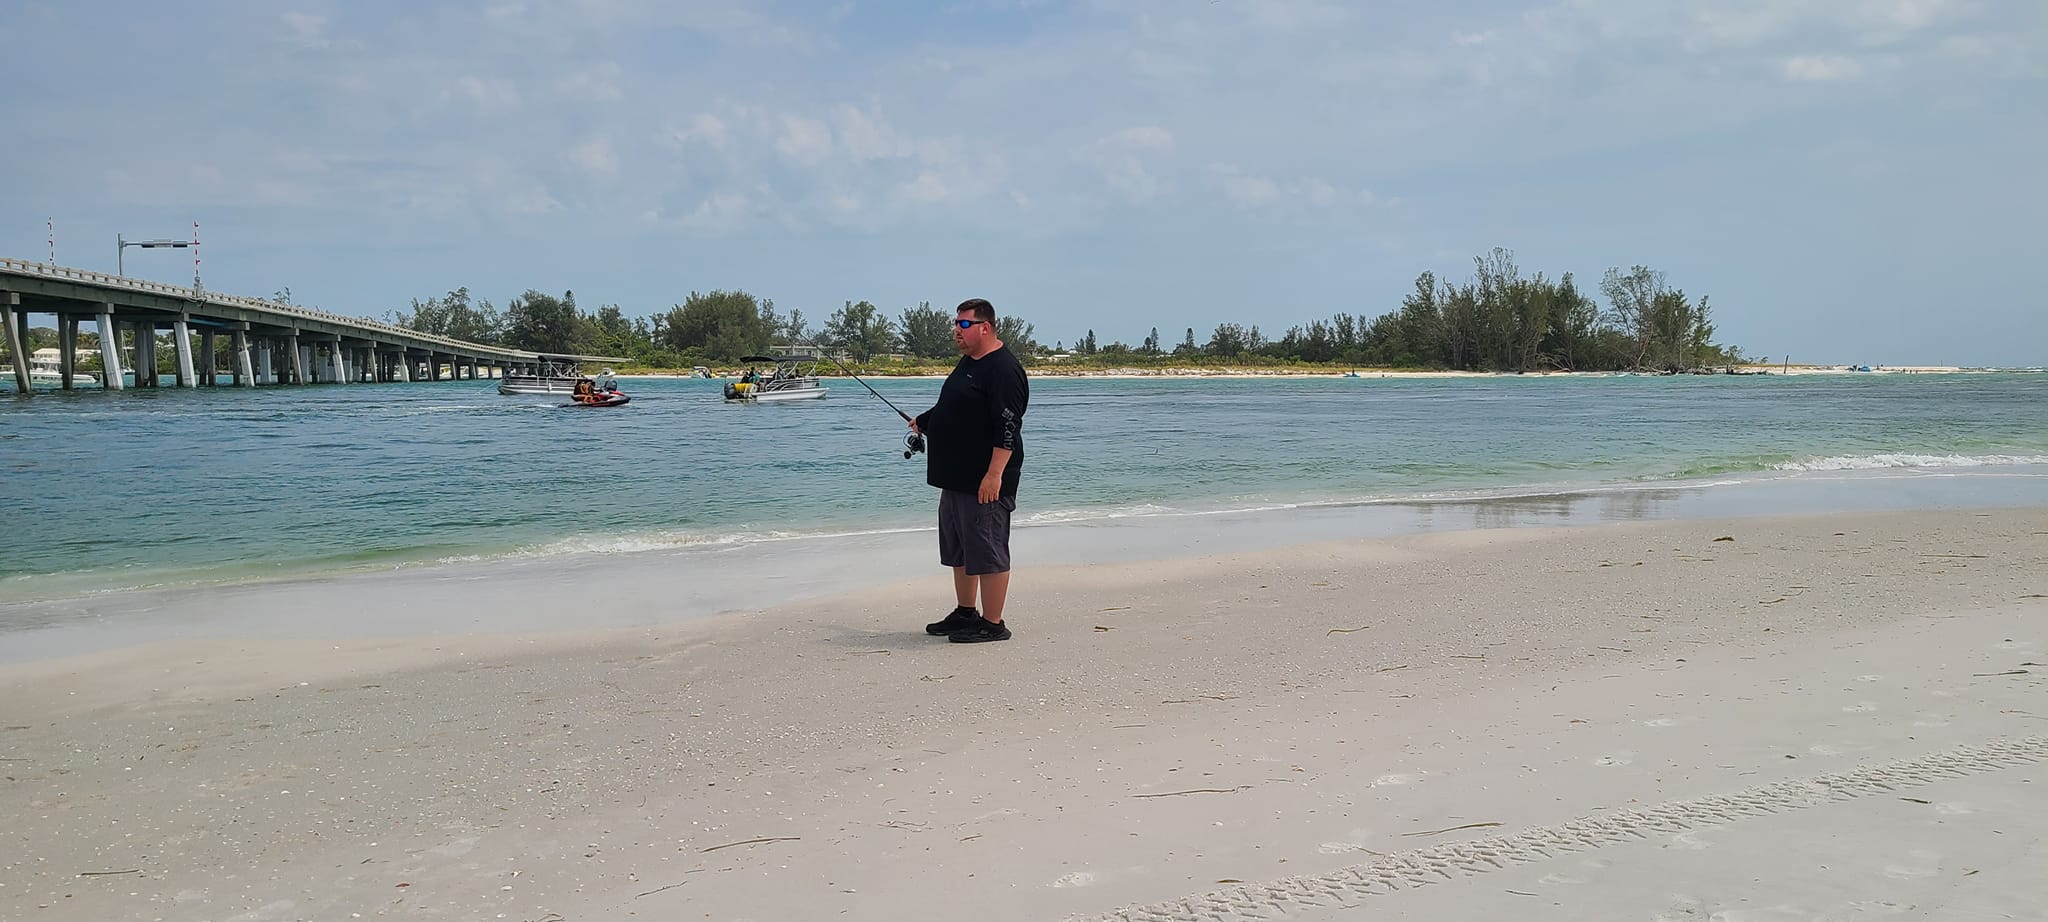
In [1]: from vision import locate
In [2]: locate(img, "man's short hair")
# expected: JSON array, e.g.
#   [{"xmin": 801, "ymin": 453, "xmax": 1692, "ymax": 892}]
[{"xmin": 956, "ymin": 298, "xmax": 996, "ymax": 323}]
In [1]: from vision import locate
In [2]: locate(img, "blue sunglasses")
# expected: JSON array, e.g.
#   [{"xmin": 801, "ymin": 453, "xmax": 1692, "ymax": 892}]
[{"xmin": 955, "ymin": 319, "xmax": 987, "ymax": 329}]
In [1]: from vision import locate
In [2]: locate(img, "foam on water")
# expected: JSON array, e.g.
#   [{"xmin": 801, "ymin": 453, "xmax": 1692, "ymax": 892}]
[{"xmin": 1772, "ymin": 453, "xmax": 2048, "ymax": 472}]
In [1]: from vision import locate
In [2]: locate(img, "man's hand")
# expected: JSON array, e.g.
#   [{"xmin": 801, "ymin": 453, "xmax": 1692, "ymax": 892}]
[
  {"xmin": 978, "ymin": 471, "xmax": 1002, "ymax": 504},
  {"xmin": 908, "ymin": 417, "xmax": 922, "ymax": 435}
]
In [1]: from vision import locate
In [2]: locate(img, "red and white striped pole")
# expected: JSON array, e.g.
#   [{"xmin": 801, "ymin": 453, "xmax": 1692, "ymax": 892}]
[
  {"xmin": 193, "ymin": 221, "xmax": 201, "ymax": 289},
  {"xmin": 48, "ymin": 217, "xmax": 55, "ymax": 263}
]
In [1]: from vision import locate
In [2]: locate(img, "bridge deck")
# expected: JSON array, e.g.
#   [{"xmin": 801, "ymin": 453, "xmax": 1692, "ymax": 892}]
[{"xmin": 1, "ymin": 258, "xmax": 624, "ymax": 393}]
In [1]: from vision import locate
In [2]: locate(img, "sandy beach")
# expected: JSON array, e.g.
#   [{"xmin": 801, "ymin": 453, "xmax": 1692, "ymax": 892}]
[{"xmin": 3, "ymin": 507, "xmax": 2044, "ymax": 921}]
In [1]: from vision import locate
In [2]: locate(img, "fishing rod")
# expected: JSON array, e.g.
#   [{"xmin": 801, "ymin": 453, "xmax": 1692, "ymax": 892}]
[{"xmin": 820, "ymin": 351, "xmax": 926, "ymax": 459}]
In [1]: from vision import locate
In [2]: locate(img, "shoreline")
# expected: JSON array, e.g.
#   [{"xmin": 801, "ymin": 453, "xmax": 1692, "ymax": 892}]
[
  {"xmin": 6, "ymin": 464, "xmax": 2048, "ymax": 663},
  {"xmin": 3, "ymin": 507, "xmax": 2042, "ymax": 920}
]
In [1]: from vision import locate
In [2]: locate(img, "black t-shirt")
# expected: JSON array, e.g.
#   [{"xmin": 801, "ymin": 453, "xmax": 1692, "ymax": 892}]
[{"xmin": 914, "ymin": 345, "xmax": 1029, "ymax": 496}]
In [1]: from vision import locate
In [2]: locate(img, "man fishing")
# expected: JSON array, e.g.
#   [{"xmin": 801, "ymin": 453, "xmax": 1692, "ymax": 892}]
[{"xmin": 913, "ymin": 298, "xmax": 1029, "ymax": 643}]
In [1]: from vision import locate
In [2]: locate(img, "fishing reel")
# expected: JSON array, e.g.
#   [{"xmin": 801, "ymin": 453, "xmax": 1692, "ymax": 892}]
[{"xmin": 904, "ymin": 430, "xmax": 926, "ymax": 459}]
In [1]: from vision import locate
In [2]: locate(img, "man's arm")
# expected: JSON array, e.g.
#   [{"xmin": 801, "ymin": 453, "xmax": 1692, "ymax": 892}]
[
  {"xmin": 979, "ymin": 448, "xmax": 1013, "ymax": 503},
  {"xmin": 978, "ymin": 364, "xmax": 1026, "ymax": 503},
  {"xmin": 986, "ymin": 364, "xmax": 1026, "ymax": 455}
]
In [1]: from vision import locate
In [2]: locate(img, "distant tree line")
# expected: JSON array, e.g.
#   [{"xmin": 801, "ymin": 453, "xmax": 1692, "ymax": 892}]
[
  {"xmin": 1057, "ymin": 250, "xmax": 1743, "ymax": 372},
  {"xmin": 381, "ymin": 248, "xmax": 1741, "ymax": 371},
  {"xmin": 386, "ymin": 290, "xmax": 1039, "ymax": 367}
]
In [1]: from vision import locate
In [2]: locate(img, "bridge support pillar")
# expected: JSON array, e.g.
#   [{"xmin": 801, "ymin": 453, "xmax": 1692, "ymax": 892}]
[
  {"xmin": 58, "ymin": 315, "xmax": 78, "ymax": 390},
  {"xmin": 96, "ymin": 307, "xmax": 123, "ymax": 391},
  {"xmin": 136, "ymin": 322, "xmax": 156, "ymax": 387},
  {"xmin": 200, "ymin": 330, "xmax": 216, "ymax": 386},
  {"xmin": 173, "ymin": 317, "xmax": 196, "ymax": 388},
  {"xmin": 2, "ymin": 293, "xmax": 29, "ymax": 396},
  {"xmin": 234, "ymin": 329, "xmax": 253, "ymax": 387},
  {"xmin": 286, "ymin": 334, "xmax": 305, "ymax": 384}
]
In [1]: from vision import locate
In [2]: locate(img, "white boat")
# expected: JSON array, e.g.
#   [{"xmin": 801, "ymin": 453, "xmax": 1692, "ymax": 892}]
[
  {"xmin": 500, "ymin": 357, "xmax": 603, "ymax": 395},
  {"xmin": 724, "ymin": 354, "xmax": 829, "ymax": 403},
  {"xmin": 29, "ymin": 348, "xmax": 97, "ymax": 387}
]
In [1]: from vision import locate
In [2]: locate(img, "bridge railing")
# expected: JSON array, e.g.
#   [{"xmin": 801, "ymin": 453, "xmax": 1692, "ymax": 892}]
[{"xmin": 0, "ymin": 257, "xmax": 535, "ymax": 359}]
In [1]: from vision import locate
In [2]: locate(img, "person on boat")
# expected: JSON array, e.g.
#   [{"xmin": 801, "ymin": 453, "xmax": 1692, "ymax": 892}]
[
  {"xmin": 572, "ymin": 377, "xmax": 602, "ymax": 403},
  {"xmin": 915, "ymin": 298, "xmax": 1029, "ymax": 644}
]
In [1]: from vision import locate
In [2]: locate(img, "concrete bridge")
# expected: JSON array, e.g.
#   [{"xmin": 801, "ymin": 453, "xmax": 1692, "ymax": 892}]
[{"xmin": 1, "ymin": 257, "xmax": 617, "ymax": 394}]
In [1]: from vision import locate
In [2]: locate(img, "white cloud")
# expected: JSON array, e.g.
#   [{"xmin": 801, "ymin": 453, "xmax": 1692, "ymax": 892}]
[
  {"xmin": 775, "ymin": 115, "xmax": 834, "ymax": 166},
  {"xmin": 893, "ymin": 152, "xmax": 1007, "ymax": 208},
  {"xmin": 1237, "ymin": 0, "xmax": 1353, "ymax": 32},
  {"xmin": 670, "ymin": 113, "xmax": 730, "ymax": 149},
  {"xmin": 15, "ymin": 0, "xmax": 2016, "ymax": 244},
  {"xmin": 568, "ymin": 137, "xmax": 617, "ymax": 178},
  {"xmin": 281, "ymin": 12, "xmax": 329, "ymax": 48},
  {"xmin": 1782, "ymin": 54, "xmax": 1864, "ymax": 81},
  {"xmin": 1209, "ymin": 163, "xmax": 1278, "ymax": 207},
  {"xmin": 447, "ymin": 76, "xmax": 521, "ymax": 111},
  {"xmin": 901, "ymin": 171, "xmax": 956, "ymax": 204},
  {"xmin": 557, "ymin": 62, "xmax": 624, "ymax": 102},
  {"xmin": 834, "ymin": 105, "xmax": 913, "ymax": 162},
  {"xmin": 1081, "ymin": 126, "xmax": 1175, "ymax": 202},
  {"xmin": 677, "ymin": 191, "xmax": 759, "ymax": 232},
  {"xmin": 1875, "ymin": 0, "xmax": 1958, "ymax": 34},
  {"xmin": 1208, "ymin": 164, "xmax": 1375, "ymax": 211}
]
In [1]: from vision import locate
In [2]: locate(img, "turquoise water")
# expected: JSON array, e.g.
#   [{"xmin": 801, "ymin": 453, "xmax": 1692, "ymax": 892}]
[{"xmin": 2, "ymin": 372, "xmax": 2045, "ymax": 602}]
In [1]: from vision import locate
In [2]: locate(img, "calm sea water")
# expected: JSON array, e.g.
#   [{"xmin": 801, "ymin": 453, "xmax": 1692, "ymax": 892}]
[{"xmin": 3, "ymin": 372, "xmax": 2045, "ymax": 602}]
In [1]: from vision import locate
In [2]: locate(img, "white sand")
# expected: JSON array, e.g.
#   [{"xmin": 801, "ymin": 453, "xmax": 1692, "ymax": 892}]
[{"xmin": 2, "ymin": 508, "xmax": 2043, "ymax": 921}]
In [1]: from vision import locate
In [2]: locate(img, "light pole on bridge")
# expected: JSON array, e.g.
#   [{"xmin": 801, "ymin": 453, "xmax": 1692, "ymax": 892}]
[{"xmin": 116, "ymin": 233, "xmax": 194, "ymax": 278}]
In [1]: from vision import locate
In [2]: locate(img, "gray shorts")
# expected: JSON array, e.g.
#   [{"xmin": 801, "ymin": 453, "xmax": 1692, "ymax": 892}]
[{"xmin": 938, "ymin": 489, "xmax": 1015, "ymax": 575}]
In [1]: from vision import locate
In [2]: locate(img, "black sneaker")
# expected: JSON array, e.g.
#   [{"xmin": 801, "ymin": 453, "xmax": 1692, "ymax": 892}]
[
  {"xmin": 949, "ymin": 617, "xmax": 1011, "ymax": 644},
  {"xmin": 926, "ymin": 606, "xmax": 981, "ymax": 635}
]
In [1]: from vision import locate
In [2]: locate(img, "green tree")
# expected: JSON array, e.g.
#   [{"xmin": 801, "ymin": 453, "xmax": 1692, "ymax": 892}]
[
  {"xmin": 995, "ymin": 315, "xmax": 1038, "ymax": 355},
  {"xmin": 1207, "ymin": 323, "xmax": 1254, "ymax": 358},
  {"xmin": 825, "ymin": 300, "xmax": 897, "ymax": 362},
  {"xmin": 591, "ymin": 303, "xmax": 633, "ymax": 355},
  {"xmin": 897, "ymin": 301, "xmax": 954, "ymax": 358},
  {"xmin": 1392, "ymin": 271, "xmax": 1442, "ymax": 367},
  {"xmin": 1541, "ymin": 272, "xmax": 1600, "ymax": 370},
  {"xmin": 1690, "ymin": 296, "xmax": 1716, "ymax": 369},
  {"xmin": 503, "ymin": 289, "xmax": 585, "ymax": 354},
  {"xmin": 661, "ymin": 290, "xmax": 774, "ymax": 361},
  {"xmin": 780, "ymin": 308, "xmax": 812, "ymax": 347},
  {"xmin": 1599, "ymin": 265, "xmax": 1667, "ymax": 370},
  {"xmin": 392, "ymin": 287, "xmax": 504, "ymax": 344}
]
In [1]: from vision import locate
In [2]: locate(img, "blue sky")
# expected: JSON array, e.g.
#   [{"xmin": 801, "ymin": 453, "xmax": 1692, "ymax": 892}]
[{"xmin": 2, "ymin": 0, "xmax": 2042, "ymax": 365}]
